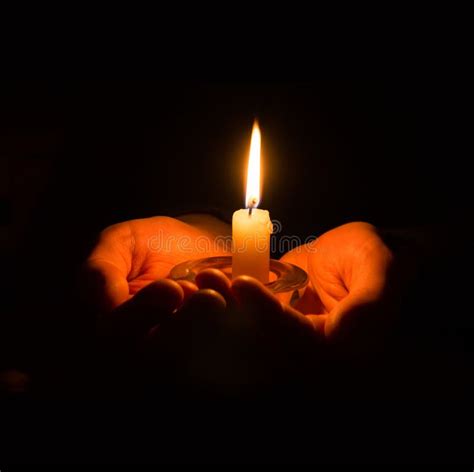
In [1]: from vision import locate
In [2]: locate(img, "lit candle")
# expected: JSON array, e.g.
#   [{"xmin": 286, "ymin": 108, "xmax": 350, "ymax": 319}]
[{"xmin": 232, "ymin": 121, "xmax": 271, "ymax": 283}]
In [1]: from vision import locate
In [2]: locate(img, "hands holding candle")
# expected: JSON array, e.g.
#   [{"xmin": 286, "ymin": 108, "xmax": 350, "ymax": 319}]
[
  {"xmin": 82, "ymin": 215, "xmax": 400, "ymax": 393},
  {"xmin": 81, "ymin": 213, "xmax": 322, "ymax": 392},
  {"xmin": 81, "ymin": 121, "xmax": 404, "ymax": 393}
]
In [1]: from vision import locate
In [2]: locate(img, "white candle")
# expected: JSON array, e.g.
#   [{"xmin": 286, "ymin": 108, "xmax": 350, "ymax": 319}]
[{"xmin": 232, "ymin": 121, "xmax": 271, "ymax": 283}]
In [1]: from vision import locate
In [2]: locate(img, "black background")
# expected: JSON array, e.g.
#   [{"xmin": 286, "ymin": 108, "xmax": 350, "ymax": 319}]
[{"xmin": 0, "ymin": 80, "xmax": 472, "ymax": 463}]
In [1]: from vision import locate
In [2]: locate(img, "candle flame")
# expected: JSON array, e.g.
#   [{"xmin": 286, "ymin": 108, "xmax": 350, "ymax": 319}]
[{"xmin": 246, "ymin": 120, "xmax": 261, "ymax": 209}]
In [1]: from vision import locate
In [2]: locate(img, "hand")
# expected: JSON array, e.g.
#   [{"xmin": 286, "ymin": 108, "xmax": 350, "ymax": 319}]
[
  {"xmin": 82, "ymin": 214, "xmax": 231, "ymax": 312},
  {"xmin": 145, "ymin": 269, "xmax": 323, "ymax": 392},
  {"xmin": 281, "ymin": 222, "xmax": 398, "ymax": 352},
  {"xmin": 83, "ymin": 265, "xmax": 321, "ymax": 394},
  {"xmin": 80, "ymin": 214, "xmax": 231, "ymax": 393}
]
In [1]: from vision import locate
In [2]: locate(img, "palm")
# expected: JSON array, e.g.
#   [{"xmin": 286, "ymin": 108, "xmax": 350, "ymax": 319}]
[
  {"xmin": 85, "ymin": 215, "xmax": 231, "ymax": 310},
  {"xmin": 281, "ymin": 222, "xmax": 394, "ymax": 341}
]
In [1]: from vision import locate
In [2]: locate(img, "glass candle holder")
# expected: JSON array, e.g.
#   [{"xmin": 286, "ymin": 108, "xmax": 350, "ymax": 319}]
[{"xmin": 170, "ymin": 256, "xmax": 308, "ymax": 306}]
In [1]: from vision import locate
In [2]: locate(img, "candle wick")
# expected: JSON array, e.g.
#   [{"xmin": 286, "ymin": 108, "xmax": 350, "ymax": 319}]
[{"xmin": 248, "ymin": 198, "xmax": 257, "ymax": 216}]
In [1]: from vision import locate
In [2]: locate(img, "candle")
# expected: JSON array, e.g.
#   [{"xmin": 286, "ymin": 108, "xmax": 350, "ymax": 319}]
[{"xmin": 232, "ymin": 121, "xmax": 271, "ymax": 283}]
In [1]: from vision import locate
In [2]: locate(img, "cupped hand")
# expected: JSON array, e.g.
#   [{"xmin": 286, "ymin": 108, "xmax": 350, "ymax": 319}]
[
  {"xmin": 81, "ymin": 217, "xmax": 398, "ymax": 392},
  {"xmin": 81, "ymin": 214, "xmax": 231, "ymax": 392},
  {"xmin": 85, "ymin": 265, "xmax": 322, "ymax": 393},
  {"xmin": 281, "ymin": 222, "xmax": 397, "ymax": 351},
  {"xmin": 82, "ymin": 214, "xmax": 231, "ymax": 312},
  {"xmin": 145, "ymin": 269, "xmax": 323, "ymax": 391}
]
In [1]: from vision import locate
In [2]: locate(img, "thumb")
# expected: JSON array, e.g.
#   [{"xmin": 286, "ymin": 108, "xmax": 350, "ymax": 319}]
[
  {"xmin": 80, "ymin": 260, "xmax": 129, "ymax": 312},
  {"xmin": 104, "ymin": 279, "xmax": 184, "ymax": 338},
  {"xmin": 324, "ymin": 290, "xmax": 395, "ymax": 354}
]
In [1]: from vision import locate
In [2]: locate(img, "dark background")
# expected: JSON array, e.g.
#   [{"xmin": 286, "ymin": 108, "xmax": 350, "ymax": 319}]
[
  {"xmin": 0, "ymin": 81, "xmax": 472, "ymax": 461},
  {"xmin": 0, "ymin": 80, "xmax": 470, "ymax": 377}
]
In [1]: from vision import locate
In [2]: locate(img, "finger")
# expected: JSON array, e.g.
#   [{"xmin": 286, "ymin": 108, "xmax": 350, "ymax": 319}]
[
  {"xmin": 127, "ymin": 261, "xmax": 176, "ymax": 295},
  {"xmin": 195, "ymin": 269, "xmax": 233, "ymax": 303},
  {"xmin": 281, "ymin": 301, "xmax": 319, "ymax": 328},
  {"xmin": 176, "ymin": 280, "xmax": 199, "ymax": 299},
  {"xmin": 170, "ymin": 289, "xmax": 227, "ymax": 355},
  {"xmin": 279, "ymin": 300, "xmax": 325, "ymax": 343},
  {"xmin": 324, "ymin": 292, "xmax": 393, "ymax": 355},
  {"xmin": 306, "ymin": 314, "xmax": 328, "ymax": 335},
  {"xmin": 232, "ymin": 276, "xmax": 323, "ymax": 345},
  {"xmin": 81, "ymin": 260, "xmax": 130, "ymax": 312},
  {"xmin": 148, "ymin": 288, "xmax": 230, "ymax": 388},
  {"xmin": 325, "ymin": 292, "xmax": 380, "ymax": 337},
  {"xmin": 232, "ymin": 276, "xmax": 283, "ymax": 317},
  {"xmin": 147, "ymin": 289, "xmax": 226, "ymax": 359},
  {"xmin": 293, "ymin": 285, "xmax": 326, "ymax": 315},
  {"xmin": 280, "ymin": 242, "xmax": 313, "ymax": 273},
  {"xmin": 323, "ymin": 237, "xmax": 393, "ymax": 347},
  {"xmin": 83, "ymin": 223, "xmax": 134, "ymax": 311},
  {"xmin": 175, "ymin": 288, "xmax": 227, "ymax": 323},
  {"xmin": 101, "ymin": 279, "xmax": 184, "ymax": 338}
]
